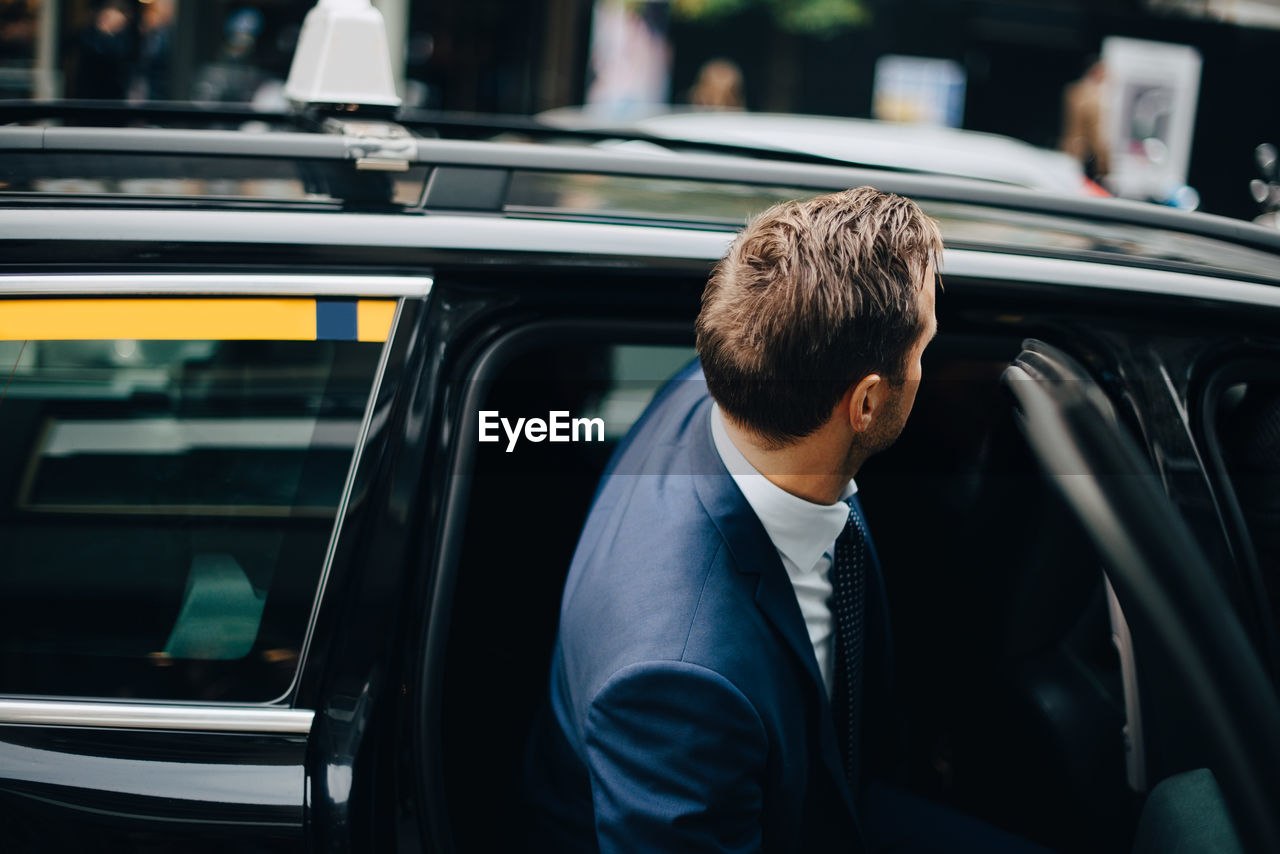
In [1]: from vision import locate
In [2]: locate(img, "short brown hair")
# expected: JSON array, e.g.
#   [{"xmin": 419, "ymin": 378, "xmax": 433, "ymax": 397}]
[{"xmin": 695, "ymin": 186, "xmax": 941, "ymax": 445}]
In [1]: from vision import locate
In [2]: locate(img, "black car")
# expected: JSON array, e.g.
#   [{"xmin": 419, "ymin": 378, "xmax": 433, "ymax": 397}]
[{"xmin": 1, "ymin": 94, "xmax": 1280, "ymax": 854}]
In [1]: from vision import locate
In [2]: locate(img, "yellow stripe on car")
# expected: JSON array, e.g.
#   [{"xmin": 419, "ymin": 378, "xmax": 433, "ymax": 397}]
[
  {"xmin": 0, "ymin": 298, "xmax": 396, "ymax": 342},
  {"xmin": 357, "ymin": 299, "xmax": 396, "ymax": 342}
]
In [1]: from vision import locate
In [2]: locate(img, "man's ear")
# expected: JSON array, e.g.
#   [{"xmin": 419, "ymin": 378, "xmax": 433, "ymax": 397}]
[{"xmin": 846, "ymin": 373, "xmax": 884, "ymax": 433}]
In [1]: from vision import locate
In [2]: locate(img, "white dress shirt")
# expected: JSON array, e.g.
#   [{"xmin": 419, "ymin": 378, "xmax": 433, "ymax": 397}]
[{"xmin": 710, "ymin": 404, "xmax": 856, "ymax": 696}]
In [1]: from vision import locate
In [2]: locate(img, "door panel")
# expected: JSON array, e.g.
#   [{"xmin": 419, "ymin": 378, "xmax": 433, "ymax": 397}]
[{"xmin": 0, "ymin": 718, "xmax": 308, "ymax": 852}]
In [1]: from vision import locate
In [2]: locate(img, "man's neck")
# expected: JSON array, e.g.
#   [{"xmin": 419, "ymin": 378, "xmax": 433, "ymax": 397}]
[{"xmin": 721, "ymin": 412, "xmax": 860, "ymax": 506}]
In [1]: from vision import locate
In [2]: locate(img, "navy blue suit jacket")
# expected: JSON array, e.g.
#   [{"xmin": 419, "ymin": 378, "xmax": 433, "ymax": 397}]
[{"xmin": 525, "ymin": 362, "xmax": 893, "ymax": 853}]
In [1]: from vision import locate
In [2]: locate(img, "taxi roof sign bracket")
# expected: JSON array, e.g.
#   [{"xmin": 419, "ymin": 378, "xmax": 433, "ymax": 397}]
[
  {"xmin": 284, "ymin": 0, "xmax": 403, "ymax": 114},
  {"xmin": 321, "ymin": 117, "xmax": 414, "ymax": 172}
]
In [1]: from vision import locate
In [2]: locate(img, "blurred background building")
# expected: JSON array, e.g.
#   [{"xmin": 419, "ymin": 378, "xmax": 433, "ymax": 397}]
[{"xmin": 1, "ymin": 0, "xmax": 1278, "ymax": 219}]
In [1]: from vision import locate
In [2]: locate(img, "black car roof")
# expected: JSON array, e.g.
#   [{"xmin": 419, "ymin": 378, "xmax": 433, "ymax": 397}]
[{"xmin": 3, "ymin": 101, "xmax": 1280, "ymax": 286}]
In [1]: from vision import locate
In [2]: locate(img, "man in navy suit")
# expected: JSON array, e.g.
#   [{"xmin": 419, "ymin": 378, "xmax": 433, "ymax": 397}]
[{"xmin": 525, "ymin": 188, "xmax": 1048, "ymax": 852}]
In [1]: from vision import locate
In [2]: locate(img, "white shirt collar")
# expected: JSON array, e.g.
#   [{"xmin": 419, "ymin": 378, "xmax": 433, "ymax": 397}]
[{"xmin": 710, "ymin": 403, "xmax": 856, "ymax": 574}]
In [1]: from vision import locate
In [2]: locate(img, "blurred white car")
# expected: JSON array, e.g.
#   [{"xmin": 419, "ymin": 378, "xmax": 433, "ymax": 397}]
[{"xmin": 538, "ymin": 108, "xmax": 1110, "ymax": 198}]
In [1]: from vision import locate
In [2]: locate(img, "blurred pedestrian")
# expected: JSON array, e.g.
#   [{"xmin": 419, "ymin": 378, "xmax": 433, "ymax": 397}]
[
  {"xmin": 71, "ymin": 1, "xmax": 132, "ymax": 100},
  {"xmin": 0, "ymin": 1, "xmax": 38, "ymax": 66},
  {"xmin": 585, "ymin": 0, "xmax": 671, "ymax": 119},
  {"xmin": 689, "ymin": 58, "xmax": 744, "ymax": 110},
  {"xmin": 192, "ymin": 8, "xmax": 264, "ymax": 103},
  {"xmin": 133, "ymin": 0, "xmax": 175, "ymax": 101},
  {"xmin": 1059, "ymin": 57, "xmax": 1110, "ymax": 183}
]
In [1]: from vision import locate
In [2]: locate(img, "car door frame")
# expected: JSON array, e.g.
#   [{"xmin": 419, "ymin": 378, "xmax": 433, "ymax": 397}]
[{"xmin": 1003, "ymin": 338, "xmax": 1280, "ymax": 852}]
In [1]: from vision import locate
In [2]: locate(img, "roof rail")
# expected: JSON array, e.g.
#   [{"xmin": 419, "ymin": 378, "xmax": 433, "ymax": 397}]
[
  {"xmin": 2, "ymin": 107, "xmax": 1280, "ymax": 262},
  {"xmin": 0, "ymin": 99, "xmax": 897, "ymax": 171},
  {"xmin": 0, "ymin": 99, "xmax": 294, "ymax": 127}
]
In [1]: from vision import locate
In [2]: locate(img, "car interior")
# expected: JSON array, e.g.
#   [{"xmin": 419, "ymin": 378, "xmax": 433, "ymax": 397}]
[{"xmin": 432, "ymin": 307, "xmax": 1150, "ymax": 853}]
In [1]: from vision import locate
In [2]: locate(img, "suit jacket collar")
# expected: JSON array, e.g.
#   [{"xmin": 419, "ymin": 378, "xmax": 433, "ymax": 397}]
[{"xmin": 687, "ymin": 397, "xmax": 860, "ymax": 824}]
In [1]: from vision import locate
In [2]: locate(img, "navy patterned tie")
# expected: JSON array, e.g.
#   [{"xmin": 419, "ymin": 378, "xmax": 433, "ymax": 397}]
[{"xmin": 830, "ymin": 495, "xmax": 868, "ymax": 793}]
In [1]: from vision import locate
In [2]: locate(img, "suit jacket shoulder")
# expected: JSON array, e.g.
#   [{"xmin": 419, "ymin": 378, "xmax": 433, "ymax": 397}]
[{"xmin": 557, "ymin": 361, "xmax": 764, "ymax": 711}]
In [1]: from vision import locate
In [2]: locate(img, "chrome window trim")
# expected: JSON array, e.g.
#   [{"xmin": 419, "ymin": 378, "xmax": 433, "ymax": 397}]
[
  {"xmin": 0, "ymin": 698, "xmax": 313, "ymax": 733},
  {"xmin": 943, "ymin": 249, "xmax": 1280, "ymax": 310},
  {"xmin": 0, "ymin": 274, "xmax": 433, "ymax": 297},
  {"xmin": 277, "ymin": 297, "xmax": 408, "ymax": 705}
]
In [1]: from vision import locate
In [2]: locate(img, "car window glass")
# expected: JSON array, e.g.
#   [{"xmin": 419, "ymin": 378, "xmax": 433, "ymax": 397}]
[
  {"xmin": 590, "ymin": 344, "xmax": 698, "ymax": 439},
  {"xmin": 506, "ymin": 170, "xmax": 819, "ymax": 224},
  {"xmin": 504, "ymin": 171, "xmax": 1280, "ymax": 283},
  {"xmin": 0, "ymin": 297, "xmax": 394, "ymax": 702}
]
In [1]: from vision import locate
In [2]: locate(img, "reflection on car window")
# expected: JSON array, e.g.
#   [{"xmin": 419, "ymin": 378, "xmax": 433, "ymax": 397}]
[
  {"xmin": 506, "ymin": 170, "xmax": 818, "ymax": 224},
  {"xmin": 0, "ymin": 297, "xmax": 393, "ymax": 702},
  {"xmin": 590, "ymin": 344, "xmax": 697, "ymax": 439},
  {"xmin": 504, "ymin": 172, "xmax": 1280, "ymax": 283}
]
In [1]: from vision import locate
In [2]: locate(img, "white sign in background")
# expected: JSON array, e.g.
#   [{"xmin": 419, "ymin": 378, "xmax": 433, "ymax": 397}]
[{"xmin": 1102, "ymin": 36, "xmax": 1203, "ymax": 202}]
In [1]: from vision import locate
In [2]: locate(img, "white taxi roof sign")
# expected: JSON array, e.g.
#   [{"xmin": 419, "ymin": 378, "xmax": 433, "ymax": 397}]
[{"xmin": 284, "ymin": 0, "xmax": 402, "ymax": 110}]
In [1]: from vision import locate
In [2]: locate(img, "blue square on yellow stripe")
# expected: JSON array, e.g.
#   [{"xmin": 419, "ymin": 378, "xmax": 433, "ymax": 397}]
[{"xmin": 316, "ymin": 300, "xmax": 358, "ymax": 340}]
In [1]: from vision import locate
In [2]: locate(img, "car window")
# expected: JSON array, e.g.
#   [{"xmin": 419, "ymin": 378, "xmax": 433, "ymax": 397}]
[
  {"xmin": 503, "ymin": 170, "xmax": 1280, "ymax": 284},
  {"xmin": 590, "ymin": 344, "xmax": 698, "ymax": 439},
  {"xmin": 0, "ymin": 297, "xmax": 394, "ymax": 702},
  {"xmin": 506, "ymin": 170, "xmax": 820, "ymax": 224}
]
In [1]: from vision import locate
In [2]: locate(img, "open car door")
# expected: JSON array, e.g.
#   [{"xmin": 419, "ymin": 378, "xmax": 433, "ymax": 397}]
[{"xmin": 1002, "ymin": 340, "xmax": 1280, "ymax": 853}]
